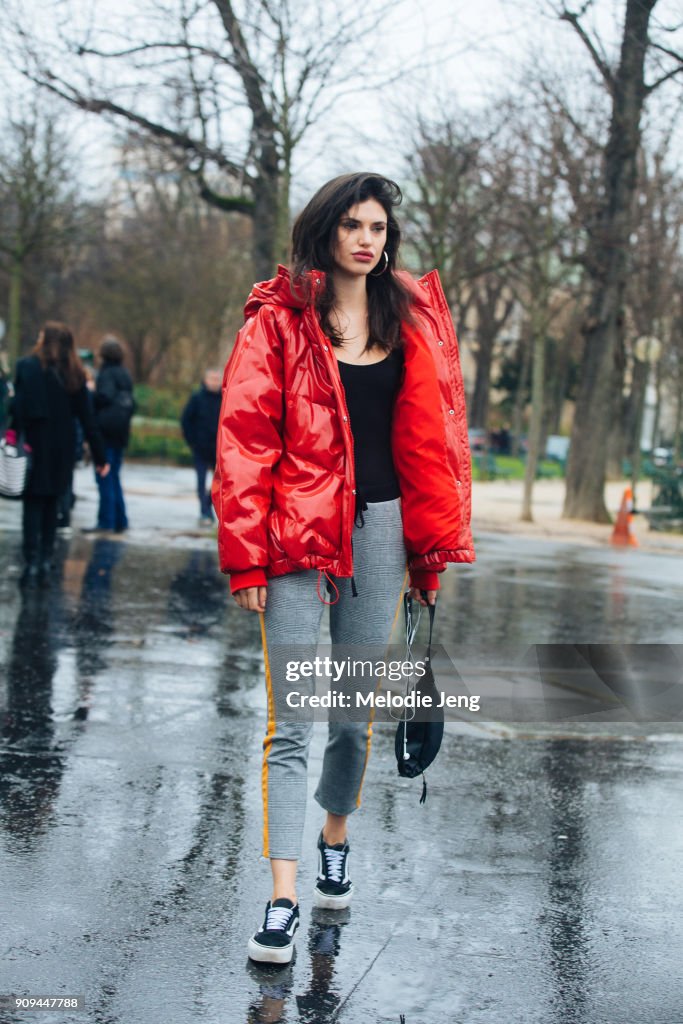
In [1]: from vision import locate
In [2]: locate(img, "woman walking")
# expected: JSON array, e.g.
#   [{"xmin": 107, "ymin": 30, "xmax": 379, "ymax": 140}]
[
  {"xmin": 10, "ymin": 322, "xmax": 109, "ymax": 585},
  {"xmin": 212, "ymin": 173, "xmax": 474, "ymax": 964}
]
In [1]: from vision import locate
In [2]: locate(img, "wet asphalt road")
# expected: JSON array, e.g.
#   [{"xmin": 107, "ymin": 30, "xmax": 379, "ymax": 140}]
[{"xmin": 1, "ymin": 464, "xmax": 683, "ymax": 1024}]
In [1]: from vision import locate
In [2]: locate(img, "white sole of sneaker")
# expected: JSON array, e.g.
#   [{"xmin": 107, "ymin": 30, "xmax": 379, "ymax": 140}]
[
  {"xmin": 247, "ymin": 937, "xmax": 295, "ymax": 964},
  {"xmin": 312, "ymin": 886, "xmax": 353, "ymax": 910}
]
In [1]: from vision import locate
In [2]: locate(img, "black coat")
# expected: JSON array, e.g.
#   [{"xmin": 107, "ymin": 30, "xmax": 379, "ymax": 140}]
[
  {"xmin": 181, "ymin": 385, "xmax": 221, "ymax": 463},
  {"xmin": 94, "ymin": 363, "xmax": 136, "ymax": 447},
  {"xmin": 11, "ymin": 356, "xmax": 107, "ymax": 497}
]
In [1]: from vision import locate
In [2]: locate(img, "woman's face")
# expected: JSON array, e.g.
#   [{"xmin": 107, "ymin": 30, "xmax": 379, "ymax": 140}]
[{"xmin": 331, "ymin": 198, "xmax": 388, "ymax": 278}]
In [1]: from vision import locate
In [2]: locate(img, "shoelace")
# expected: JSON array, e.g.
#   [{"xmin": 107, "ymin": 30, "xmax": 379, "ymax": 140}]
[
  {"xmin": 266, "ymin": 904, "xmax": 295, "ymax": 931},
  {"xmin": 323, "ymin": 845, "xmax": 346, "ymax": 883}
]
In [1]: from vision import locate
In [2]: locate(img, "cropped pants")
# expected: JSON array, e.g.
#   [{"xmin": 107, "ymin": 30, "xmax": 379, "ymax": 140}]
[{"xmin": 258, "ymin": 498, "xmax": 408, "ymax": 859}]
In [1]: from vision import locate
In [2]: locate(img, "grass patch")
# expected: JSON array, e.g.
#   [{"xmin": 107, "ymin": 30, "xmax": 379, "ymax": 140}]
[
  {"xmin": 128, "ymin": 417, "xmax": 193, "ymax": 466},
  {"xmin": 472, "ymin": 455, "xmax": 565, "ymax": 481}
]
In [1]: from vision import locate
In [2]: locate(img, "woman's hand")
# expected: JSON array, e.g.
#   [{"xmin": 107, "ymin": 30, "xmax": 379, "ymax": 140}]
[
  {"xmin": 409, "ymin": 587, "xmax": 437, "ymax": 607},
  {"xmin": 234, "ymin": 586, "xmax": 267, "ymax": 612},
  {"xmin": 96, "ymin": 463, "xmax": 111, "ymax": 478}
]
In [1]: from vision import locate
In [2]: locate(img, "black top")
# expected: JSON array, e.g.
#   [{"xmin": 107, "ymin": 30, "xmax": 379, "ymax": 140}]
[
  {"xmin": 181, "ymin": 385, "xmax": 222, "ymax": 462},
  {"xmin": 94, "ymin": 363, "xmax": 136, "ymax": 447},
  {"xmin": 11, "ymin": 355, "xmax": 107, "ymax": 496},
  {"xmin": 337, "ymin": 347, "xmax": 404, "ymax": 504}
]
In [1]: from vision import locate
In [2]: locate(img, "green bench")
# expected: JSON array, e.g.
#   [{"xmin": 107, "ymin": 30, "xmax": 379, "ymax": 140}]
[{"xmin": 474, "ymin": 453, "xmax": 515, "ymax": 481}]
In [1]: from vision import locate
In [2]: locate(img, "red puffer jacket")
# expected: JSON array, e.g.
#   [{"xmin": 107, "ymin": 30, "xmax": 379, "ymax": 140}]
[{"xmin": 212, "ymin": 265, "xmax": 475, "ymax": 597}]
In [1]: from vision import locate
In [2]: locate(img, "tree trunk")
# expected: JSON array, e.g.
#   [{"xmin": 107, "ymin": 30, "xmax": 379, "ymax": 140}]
[
  {"xmin": 547, "ymin": 339, "xmax": 567, "ymax": 436},
  {"xmin": 8, "ymin": 258, "xmax": 23, "ymax": 366},
  {"xmin": 470, "ymin": 282, "xmax": 513, "ymax": 429},
  {"xmin": 131, "ymin": 335, "xmax": 147, "ymax": 383},
  {"xmin": 470, "ymin": 339, "xmax": 494, "ymax": 429},
  {"xmin": 252, "ymin": 169, "xmax": 280, "ymax": 282},
  {"xmin": 623, "ymin": 358, "xmax": 649, "ymax": 459},
  {"xmin": 276, "ymin": 154, "xmax": 292, "ymax": 267},
  {"xmin": 673, "ymin": 381, "xmax": 682, "ymax": 464},
  {"xmin": 562, "ymin": 0, "xmax": 656, "ymax": 522},
  {"xmin": 522, "ymin": 310, "xmax": 546, "ymax": 521},
  {"xmin": 650, "ymin": 360, "xmax": 662, "ymax": 449},
  {"xmin": 511, "ymin": 333, "xmax": 531, "ymax": 457}
]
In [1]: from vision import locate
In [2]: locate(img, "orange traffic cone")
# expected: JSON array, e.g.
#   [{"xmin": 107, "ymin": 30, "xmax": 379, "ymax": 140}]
[{"xmin": 611, "ymin": 487, "xmax": 638, "ymax": 547}]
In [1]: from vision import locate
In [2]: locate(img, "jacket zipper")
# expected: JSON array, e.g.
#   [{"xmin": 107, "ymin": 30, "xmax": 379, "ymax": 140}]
[{"xmin": 308, "ymin": 308, "xmax": 357, "ymax": 581}]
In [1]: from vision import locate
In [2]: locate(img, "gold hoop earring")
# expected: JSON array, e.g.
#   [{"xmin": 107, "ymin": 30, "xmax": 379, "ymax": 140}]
[{"xmin": 370, "ymin": 251, "xmax": 390, "ymax": 276}]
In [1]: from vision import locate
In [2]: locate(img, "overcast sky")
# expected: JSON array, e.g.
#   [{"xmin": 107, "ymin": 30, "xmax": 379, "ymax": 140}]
[{"xmin": 1, "ymin": 0, "xmax": 681, "ymax": 208}]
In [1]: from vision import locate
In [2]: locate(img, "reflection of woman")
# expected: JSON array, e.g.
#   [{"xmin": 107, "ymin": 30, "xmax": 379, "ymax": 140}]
[
  {"xmin": 0, "ymin": 588, "xmax": 65, "ymax": 844},
  {"xmin": 11, "ymin": 322, "xmax": 109, "ymax": 585},
  {"xmin": 213, "ymin": 173, "xmax": 474, "ymax": 964}
]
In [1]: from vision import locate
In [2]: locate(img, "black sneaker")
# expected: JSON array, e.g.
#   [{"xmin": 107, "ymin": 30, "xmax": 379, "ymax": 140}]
[
  {"xmin": 313, "ymin": 831, "xmax": 353, "ymax": 909},
  {"xmin": 247, "ymin": 898, "xmax": 300, "ymax": 964}
]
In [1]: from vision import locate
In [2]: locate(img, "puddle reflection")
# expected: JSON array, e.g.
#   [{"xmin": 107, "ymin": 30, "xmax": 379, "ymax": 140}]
[{"xmin": 246, "ymin": 909, "xmax": 350, "ymax": 1023}]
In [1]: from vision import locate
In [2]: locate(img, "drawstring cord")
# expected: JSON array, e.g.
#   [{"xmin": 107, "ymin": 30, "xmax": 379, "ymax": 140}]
[
  {"xmin": 316, "ymin": 489, "xmax": 368, "ymax": 604},
  {"xmin": 317, "ymin": 569, "xmax": 339, "ymax": 605},
  {"xmin": 350, "ymin": 488, "xmax": 368, "ymax": 598},
  {"xmin": 354, "ymin": 487, "xmax": 367, "ymax": 528}
]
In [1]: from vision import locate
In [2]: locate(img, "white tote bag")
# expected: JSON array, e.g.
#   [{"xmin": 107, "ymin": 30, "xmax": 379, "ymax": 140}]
[{"xmin": 0, "ymin": 434, "xmax": 32, "ymax": 499}]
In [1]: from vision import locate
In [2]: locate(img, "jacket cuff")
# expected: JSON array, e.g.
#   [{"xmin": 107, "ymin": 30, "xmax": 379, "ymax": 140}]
[
  {"xmin": 409, "ymin": 568, "xmax": 442, "ymax": 592},
  {"xmin": 229, "ymin": 568, "xmax": 268, "ymax": 594}
]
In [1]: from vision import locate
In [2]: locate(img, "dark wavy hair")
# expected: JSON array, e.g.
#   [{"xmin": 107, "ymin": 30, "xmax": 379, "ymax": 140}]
[
  {"xmin": 291, "ymin": 172, "xmax": 413, "ymax": 352},
  {"xmin": 99, "ymin": 335, "xmax": 125, "ymax": 365},
  {"xmin": 33, "ymin": 321, "xmax": 86, "ymax": 393}
]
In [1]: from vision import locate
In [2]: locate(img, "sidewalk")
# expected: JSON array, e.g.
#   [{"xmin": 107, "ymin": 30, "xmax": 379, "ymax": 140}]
[
  {"xmin": 472, "ymin": 476, "xmax": 683, "ymax": 554},
  {"xmin": 2, "ymin": 462, "xmax": 675, "ymax": 555}
]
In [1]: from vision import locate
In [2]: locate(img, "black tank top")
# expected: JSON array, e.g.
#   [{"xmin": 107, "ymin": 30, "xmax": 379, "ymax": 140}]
[{"xmin": 337, "ymin": 347, "xmax": 404, "ymax": 504}]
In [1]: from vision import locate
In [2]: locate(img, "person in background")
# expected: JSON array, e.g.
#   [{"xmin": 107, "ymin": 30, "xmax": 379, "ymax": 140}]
[
  {"xmin": 56, "ymin": 391, "xmax": 88, "ymax": 534},
  {"xmin": 0, "ymin": 352, "xmax": 12, "ymax": 435},
  {"xmin": 84, "ymin": 336, "xmax": 135, "ymax": 535},
  {"xmin": 181, "ymin": 367, "xmax": 222, "ymax": 526},
  {"xmin": 10, "ymin": 322, "xmax": 109, "ymax": 585}
]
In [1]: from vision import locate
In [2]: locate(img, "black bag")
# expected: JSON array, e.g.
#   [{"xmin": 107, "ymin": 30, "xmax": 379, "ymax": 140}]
[
  {"xmin": 98, "ymin": 389, "xmax": 135, "ymax": 434},
  {"xmin": 394, "ymin": 592, "xmax": 444, "ymax": 803}
]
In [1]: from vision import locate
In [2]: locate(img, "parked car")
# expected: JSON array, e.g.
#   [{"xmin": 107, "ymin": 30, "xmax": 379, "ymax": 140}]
[
  {"xmin": 468, "ymin": 428, "xmax": 488, "ymax": 454},
  {"xmin": 651, "ymin": 446, "xmax": 674, "ymax": 468}
]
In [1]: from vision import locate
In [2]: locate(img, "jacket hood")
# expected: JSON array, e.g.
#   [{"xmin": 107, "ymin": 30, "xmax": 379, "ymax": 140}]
[
  {"xmin": 243, "ymin": 265, "xmax": 312, "ymax": 319},
  {"xmin": 243, "ymin": 264, "xmax": 436, "ymax": 321}
]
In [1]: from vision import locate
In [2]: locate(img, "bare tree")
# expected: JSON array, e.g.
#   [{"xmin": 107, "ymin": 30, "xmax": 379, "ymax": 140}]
[
  {"xmin": 5, "ymin": 0, "xmax": 402, "ymax": 280},
  {"xmin": 665, "ymin": 275, "xmax": 683, "ymax": 462},
  {"xmin": 68, "ymin": 143, "xmax": 253, "ymax": 384},
  {"xmin": 0, "ymin": 104, "xmax": 80, "ymax": 363},
  {"xmin": 403, "ymin": 112, "xmax": 520, "ymax": 428},
  {"xmin": 508, "ymin": 143, "xmax": 571, "ymax": 520},
  {"xmin": 552, "ymin": 0, "xmax": 683, "ymax": 521},
  {"xmin": 619, "ymin": 144, "xmax": 683, "ymax": 475}
]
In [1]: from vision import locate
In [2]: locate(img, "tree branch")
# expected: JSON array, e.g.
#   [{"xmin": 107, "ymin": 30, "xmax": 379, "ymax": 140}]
[
  {"xmin": 558, "ymin": 7, "xmax": 615, "ymax": 91},
  {"xmin": 74, "ymin": 40, "xmax": 232, "ymax": 65},
  {"xmin": 212, "ymin": 0, "xmax": 277, "ymax": 137},
  {"xmin": 30, "ymin": 69, "xmax": 246, "ymax": 180},
  {"xmin": 195, "ymin": 175, "xmax": 255, "ymax": 215},
  {"xmin": 649, "ymin": 40, "xmax": 683, "ymax": 63},
  {"xmin": 645, "ymin": 63, "xmax": 683, "ymax": 94}
]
